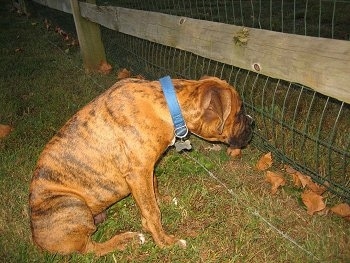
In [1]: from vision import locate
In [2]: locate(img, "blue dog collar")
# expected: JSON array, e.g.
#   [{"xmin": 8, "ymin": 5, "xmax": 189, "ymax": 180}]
[{"xmin": 159, "ymin": 76, "xmax": 189, "ymax": 139}]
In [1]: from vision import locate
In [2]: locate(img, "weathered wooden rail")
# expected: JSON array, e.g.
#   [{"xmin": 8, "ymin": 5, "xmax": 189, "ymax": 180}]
[{"xmin": 31, "ymin": 0, "xmax": 350, "ymax": 104}]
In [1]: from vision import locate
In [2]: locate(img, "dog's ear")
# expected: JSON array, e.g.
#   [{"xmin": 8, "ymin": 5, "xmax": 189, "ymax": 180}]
[{"xmin": 201, "ymin": 87, "xmax": 232, "ymax": 134}]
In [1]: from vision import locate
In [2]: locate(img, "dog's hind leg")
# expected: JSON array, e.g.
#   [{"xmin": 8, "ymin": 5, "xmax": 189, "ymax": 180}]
[{"xmin": 31, "ymin": 194, "xmax": 143, "ymax": 256}]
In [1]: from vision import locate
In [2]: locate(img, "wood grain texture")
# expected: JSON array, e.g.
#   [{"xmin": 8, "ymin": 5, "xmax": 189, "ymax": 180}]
[
  {"xmin": 32, "ymin": 1, "xmax": 350, "ymax": 103},
  {"xmin": 70, "ymin": 0, "xmax": 108, "ymax": 73}
]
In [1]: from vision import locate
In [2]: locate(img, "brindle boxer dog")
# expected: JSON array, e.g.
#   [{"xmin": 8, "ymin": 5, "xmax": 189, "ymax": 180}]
[{"xmin": 29, "ymin": 76, "xmax": 253, "ymax": 256}]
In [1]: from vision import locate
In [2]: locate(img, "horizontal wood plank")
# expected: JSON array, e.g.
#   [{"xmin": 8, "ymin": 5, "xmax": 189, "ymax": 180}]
[
  {"xmin": 79, "ymin": 3, "xmax": 350, "ymax": 104},
  {"xmin": 31, "ymin": 1, "xmax": 350, "ymax": 103}
]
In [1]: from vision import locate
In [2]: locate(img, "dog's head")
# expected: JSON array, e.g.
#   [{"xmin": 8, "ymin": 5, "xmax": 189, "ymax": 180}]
[{"xmin": 189, "ymin": 77, "xmax": 253, "ymax": 149}]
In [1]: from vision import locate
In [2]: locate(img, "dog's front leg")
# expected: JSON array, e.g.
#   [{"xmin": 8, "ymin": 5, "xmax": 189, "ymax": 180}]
[{"xmin": 125, "ymin": 171, "xmax": 186, "ymax": 248}]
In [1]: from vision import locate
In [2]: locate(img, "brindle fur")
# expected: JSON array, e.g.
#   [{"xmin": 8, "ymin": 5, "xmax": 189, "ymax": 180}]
[{"xmin": 29, "ymin": 77, "xmax": 252, "ymax": 256}]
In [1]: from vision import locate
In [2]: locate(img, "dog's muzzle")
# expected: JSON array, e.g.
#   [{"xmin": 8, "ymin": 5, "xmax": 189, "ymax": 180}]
[{"xmin": 229, "ymin": 113, "xmax": 254, "ymax": 148}]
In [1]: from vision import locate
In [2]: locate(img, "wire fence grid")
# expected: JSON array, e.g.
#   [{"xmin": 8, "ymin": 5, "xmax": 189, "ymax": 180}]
[{"xmin": 98, "ymin": 0, "xmax": 350, "ymax": 40}]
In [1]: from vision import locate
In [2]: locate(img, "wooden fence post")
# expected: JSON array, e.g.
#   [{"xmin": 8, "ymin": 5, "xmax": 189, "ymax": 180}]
[{"xmin": 70, "ymin": 0, "xmax": 111, "ymax": 73}]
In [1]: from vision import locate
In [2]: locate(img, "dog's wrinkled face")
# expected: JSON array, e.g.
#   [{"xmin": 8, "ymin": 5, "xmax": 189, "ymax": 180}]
[
  {"xmin": 227, "ymin": 106, "xmax": 254, "ymax": 148},
  {"xmin": 188, "ymin": 77, "xmax": 253, "ymax": 148}
]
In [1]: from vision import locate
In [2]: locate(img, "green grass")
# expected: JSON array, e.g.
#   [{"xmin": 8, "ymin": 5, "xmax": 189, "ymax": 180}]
[{"xmin": 0, "ymin": 2, "xmax": 349, "ymax": 263}]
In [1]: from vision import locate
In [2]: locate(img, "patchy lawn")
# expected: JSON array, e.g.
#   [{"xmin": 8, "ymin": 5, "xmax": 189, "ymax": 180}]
[{"xmin": 0, "ymin": 3, "xmax": 349, "ymax": 262}]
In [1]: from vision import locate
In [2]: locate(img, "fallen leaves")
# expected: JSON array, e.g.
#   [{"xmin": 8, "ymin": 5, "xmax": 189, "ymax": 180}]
[
  {"xmin": 55, "ymin": 26, "xmax": 70, "ymax": 41},
  {"xmin": 117, "ymin": 68, "xmax": 145, "ymax": 80},
  {"xmin": 330, "ymin": 203, "xmax": 350, "ymax": 221},
  {"xmin": 0, "ymin": 124, "xmax": 13, "ymax": 138},
  {"xmin": 265, "ymin": 171, "xmax": 286, "ymax": 194},
  {"xmin": 289, "ymin": 172, "xmax": 302, "ymax": 188},
  {"xmin": 285, "ymin": 166, "xmax": 327, "ymax": 195},
  {"xmin": 301, "ymin": 190, "xmax": 326, "ymax": 215},
  {"xmin": 98, "ymin": 61, "xmax": 112, "ymax": 75},
  {"xmin": 256, "ymin": 152, "xmax": 348, "ymax": 221},
  {"xmin": 256, "ymin": 152, "xmax": 272, "ymax": 170},
  {"xmin": 257, "ymin": 152, "xmax": 287, "ymax": 195},
  {"xmin": 299, "ymin": 174, "xmax": 327, "ymax": 195},
  {"xmin": 117, "ymin": 68, "xmax": 132, "ymax": 79},
  {"xmin": 283, "ymin": 165, "xmax": 330, "ymax": 216},
  {"xmin": 44, "ymin": 19, "xmax": 79, "ymax": 47}
]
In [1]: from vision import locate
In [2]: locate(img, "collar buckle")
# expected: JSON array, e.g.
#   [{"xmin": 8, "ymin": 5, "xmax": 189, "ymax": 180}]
[{"xmin": 174, "ymin": 124, "xmax": 188, "ymax": 138}]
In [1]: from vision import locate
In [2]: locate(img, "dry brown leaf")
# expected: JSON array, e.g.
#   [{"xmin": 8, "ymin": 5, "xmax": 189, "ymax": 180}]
[
  {"xmin": 284, "ymin": 165, "xmax": 297, "ymax": 174},
  {"xmin": 265, "ymin": 171, "xmax": 286, "ymax": 194},
  {"xmin": 301, "ymin": 190, "xmax": 326, "ymax": 215},
  {"xmin": 55, "ymin": 26, "xmax": 68, "ymax": 39},
  {"xmin": 98, "ymin": 61, "xmax": 112, "ymax": 75},
  {"xmin": 296, "ymin": 172, "xmax": 327, "ymax": 195},
  {"xmin": 330, "ymin": 203, "xmax": 350, "ymax": 221},
  {"xmin": 284, "ymin": 165, "xmax": 302, "ymax": 187},
  {"xmin": 306, "ymin": 181, "xmax": 327, "ymax": 195},
  {"xmin": 291, "ymin": 173, "xmax": 302, "ymax": 188},
  {"xmin": 117, "ymin": 68, "xmax": 131, "ymax": 79},
  {"xmin": 256, "ymin": 152, "xmax": 272, "ymax": 170},
  {"xmin": 0, "ymin": 124, "xmax": 13, "ymax": 138},
  {"xmin": 227, "ymin": 147, "xmax": 241, "ymax": 158},
  {"xmin": 296, "ymin": 172, "xmax": 311, "ymax": 188}
]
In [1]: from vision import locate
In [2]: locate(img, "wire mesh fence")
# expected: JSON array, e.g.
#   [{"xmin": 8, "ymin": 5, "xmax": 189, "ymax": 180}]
[
  {"xmin": 102, "ymin": 29, "xmax": 349, "ymax": 201},
  {"xmin": 99, "ymin": 0, "xmax": 350, "ymax": 40}
]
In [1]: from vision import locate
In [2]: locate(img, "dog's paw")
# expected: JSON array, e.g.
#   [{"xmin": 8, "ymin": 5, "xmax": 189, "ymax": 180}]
[
  {"xmin": 138, "ymin": 233, "xmax": 146, "ymax": 245},
  {"xmin": 227, "ymin": 147, "xmax": 242, "ymax": 158},
  {"xmin": 176, "ymin": 239, "xmax": 187, "ymax": 248}
]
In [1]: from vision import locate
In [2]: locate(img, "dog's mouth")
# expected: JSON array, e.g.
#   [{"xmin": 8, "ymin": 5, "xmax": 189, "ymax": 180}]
[{"xmin": 228, "ymin": 114, "xmax": 254, "ymax": 148}]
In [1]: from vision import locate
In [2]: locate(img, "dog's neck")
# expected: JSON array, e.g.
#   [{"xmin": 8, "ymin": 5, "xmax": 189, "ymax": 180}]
[
  {"xmin": 169, "ymin": 79, "xmax": 206, "ymax": 136},
  {"xmin": 159, "ymin": 76, "xmax": 189, "ymax": 139}
]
